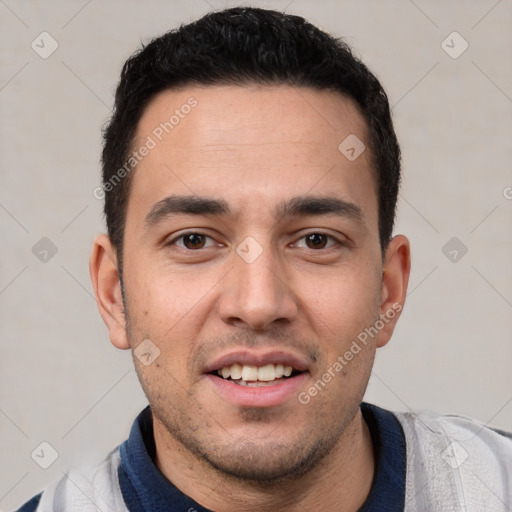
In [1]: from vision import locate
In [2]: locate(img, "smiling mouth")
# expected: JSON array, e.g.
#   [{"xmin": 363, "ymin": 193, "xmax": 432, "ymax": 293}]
[{"xmin": 213, "ymin": 363, "xmax": 303, "ymax": 387}]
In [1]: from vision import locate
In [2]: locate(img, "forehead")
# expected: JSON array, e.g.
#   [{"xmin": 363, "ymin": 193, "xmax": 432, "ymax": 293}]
[{"xmin": 128, "ymin": 84, "xmax": 377, "ymax": 226}]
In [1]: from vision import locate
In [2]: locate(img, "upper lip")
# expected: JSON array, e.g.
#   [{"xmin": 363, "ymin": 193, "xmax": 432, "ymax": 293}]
[{"xmin": 204, "ymin": 349, "xmax": 311, "ymax": 374}]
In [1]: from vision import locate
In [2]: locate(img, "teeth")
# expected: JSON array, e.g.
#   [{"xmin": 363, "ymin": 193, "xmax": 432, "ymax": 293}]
[
  {"xmin": 236, "ymin": 380, "xmax": 279, "ymax": 387},
  {"xmin": 258, "ymin": 364, "xmax": 275, "ymax": 381},
  {"xmin": 230, "ymin": 363, "xmax": 242, "ymax": 380},
  {"xmin": 241, "ymin": 365, "xmax": 258, "ymax": 381},
  {"xmin": 217, "ymin": 363, "xmax": 295, "ymax": 382}
]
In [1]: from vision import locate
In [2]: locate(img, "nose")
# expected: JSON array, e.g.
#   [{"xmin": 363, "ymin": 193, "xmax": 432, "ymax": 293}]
[{"xmin": 218, "ymin": 242, "xmax": 298, "ymax": 331}]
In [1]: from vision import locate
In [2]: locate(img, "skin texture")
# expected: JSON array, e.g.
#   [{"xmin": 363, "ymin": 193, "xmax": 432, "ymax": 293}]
[{"xmin": 90, "ymin": 85, "xmax": 410, "ymax": 511}]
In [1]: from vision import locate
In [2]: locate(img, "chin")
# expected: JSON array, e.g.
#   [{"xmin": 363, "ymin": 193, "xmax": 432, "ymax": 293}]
[
  {"xmin": 158, "ymin": 406, "xmax": 349, "ymax": 484},
  {"xmin": 197, "ymin": 435, "xmax": 334, "ymax": 483}
]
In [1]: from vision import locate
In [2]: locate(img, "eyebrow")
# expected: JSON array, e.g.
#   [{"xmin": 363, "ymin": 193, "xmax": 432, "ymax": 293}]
[
  {"xmin": 145, "ymin": 195, "xmax": 230, "ymax": 227},
  {"xmin": 275, "ymin": 196, "xmax": 364, "ymax": 222},
  {"xmin": 144, "ymin": 194, "xmax": 364, "ymax": 228}
]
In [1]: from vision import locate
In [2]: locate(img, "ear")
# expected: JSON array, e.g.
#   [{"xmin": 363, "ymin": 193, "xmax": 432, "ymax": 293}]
[
  {"xmin": 90, "ymin": 234, "xmax": 130, "ymax": 350},
  {"xmin": 376, "ymin": 235, "xmax": 411, "ymax": 348}
]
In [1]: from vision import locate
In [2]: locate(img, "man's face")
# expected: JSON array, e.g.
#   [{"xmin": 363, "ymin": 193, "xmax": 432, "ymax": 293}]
[{"xmin": 113, "ymin": 85, "xmax": 400, "ymax": 480}]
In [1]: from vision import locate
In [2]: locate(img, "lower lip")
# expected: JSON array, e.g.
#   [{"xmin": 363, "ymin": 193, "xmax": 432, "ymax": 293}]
[{"xmin": 205, "ymin": 373, "xmax": 309, "ymax": 408}]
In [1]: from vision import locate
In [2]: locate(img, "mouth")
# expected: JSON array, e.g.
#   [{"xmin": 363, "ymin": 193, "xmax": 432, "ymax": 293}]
[
  {"xmin": 204, "ymin": 351, "xmax": 310, "ymax": 407},
  {"xmin": 212, "ymin": 363, "xmax": 303, "ymax": 387}
]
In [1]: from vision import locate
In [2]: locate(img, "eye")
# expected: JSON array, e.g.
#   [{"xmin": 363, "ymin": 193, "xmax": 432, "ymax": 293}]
[
  {"xmin": 172, "ymin": 232, "xmax": 216, "ymax": 250},
  {"xmin": 294, "ymin": 233, "xmax": 339, "ymax": 250}
]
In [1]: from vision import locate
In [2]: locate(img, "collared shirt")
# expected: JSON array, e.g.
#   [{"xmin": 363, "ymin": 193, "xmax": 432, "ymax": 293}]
[{"xmin": 17, "ymin": 402, "xmax": 407, "ymax": 511}]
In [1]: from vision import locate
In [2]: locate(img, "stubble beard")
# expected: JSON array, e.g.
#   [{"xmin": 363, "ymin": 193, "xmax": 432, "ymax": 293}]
[
  {"xmin": 123, "ymin": 289, "xmax": 373, "ymax": 486},
  {"xmin": 150, "ymin": 395, "xmax": 361, "ymax": 485}
]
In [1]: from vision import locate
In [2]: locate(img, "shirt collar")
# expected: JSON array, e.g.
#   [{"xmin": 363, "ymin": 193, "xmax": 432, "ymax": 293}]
[{"xmin": 119, "ymin": 403, "xmax": 406, "ymax": 511}]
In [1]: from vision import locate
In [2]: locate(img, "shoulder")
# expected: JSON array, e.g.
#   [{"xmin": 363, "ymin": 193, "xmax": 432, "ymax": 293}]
[
  {"xmin": 393, "ymin": 410, "xmax": 512, "ymax": 511},
  {"xmin": 14, "ymin": 447, "xmax": 127, "ymax": 512},
  {"xmin": 15, "ymin": 493, "xmax": 42, "ymax": 512},
  {"xmin": 396, "ymin": 409, "xmax": 512, "ymax": 461}
]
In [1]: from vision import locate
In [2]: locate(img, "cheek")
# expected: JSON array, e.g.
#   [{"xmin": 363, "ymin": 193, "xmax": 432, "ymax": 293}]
[
  {"xmin": 297, "ymin": 265, "xmax": 382, "ymax": 342},
  {"xmin": 123, "ymin": 263, "xmax": 226, "ymax": 380},
  {"xmin": 125, "ymin": 260, "xmax": 218, "ymax": 331}
]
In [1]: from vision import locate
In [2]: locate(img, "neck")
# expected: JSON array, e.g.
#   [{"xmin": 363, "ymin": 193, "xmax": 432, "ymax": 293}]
[{"xmin": 153, "ymin": 409, "xmax": 375, "ymax": 512}]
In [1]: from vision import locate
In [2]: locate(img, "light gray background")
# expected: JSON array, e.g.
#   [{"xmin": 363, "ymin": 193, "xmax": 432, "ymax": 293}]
[{"xmin": 1, "ymin": 0, "xmax": 511, "ymax": 509}]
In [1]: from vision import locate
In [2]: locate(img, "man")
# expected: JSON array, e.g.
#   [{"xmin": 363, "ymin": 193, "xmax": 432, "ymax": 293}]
[{"xmin": 17, "ymin": 7, "xmax": 511, "ymax": 512}]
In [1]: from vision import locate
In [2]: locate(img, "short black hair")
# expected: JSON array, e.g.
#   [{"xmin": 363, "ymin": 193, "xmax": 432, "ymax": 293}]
[{"xmin": 101, "ymin": 7, "xmax": 401, "ymax": 268}]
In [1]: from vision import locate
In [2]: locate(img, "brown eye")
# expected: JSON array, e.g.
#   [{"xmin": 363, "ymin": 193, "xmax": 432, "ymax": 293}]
[
  {"xmin": 305, "ymin": 233, "xmax": 328, "ymax": 249},
  {"xmin": 179, "ymin": 233, "xmax": 208, "ymax": 249}
]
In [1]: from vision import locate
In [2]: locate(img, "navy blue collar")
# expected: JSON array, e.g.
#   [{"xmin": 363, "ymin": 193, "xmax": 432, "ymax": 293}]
[
  {"xmin": 359, "ymin": 403, "xmax": 406, "ymax": 511},
  {"xmin": 118, "ymin": 403, "xmax": 406, "ymax": 511}
]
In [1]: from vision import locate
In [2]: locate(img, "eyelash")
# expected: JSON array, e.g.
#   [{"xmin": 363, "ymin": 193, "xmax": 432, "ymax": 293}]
[
  {"xmin": 292, "ymin": 233, "xmax": 340, "ymax": 250},
  {"xmin": 170, "ymin": 232, "xmax": 219, "ymax": 250},
  {"xmin": 168, "ymin": 231, "xmax": 342, "ymax": 250}
]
